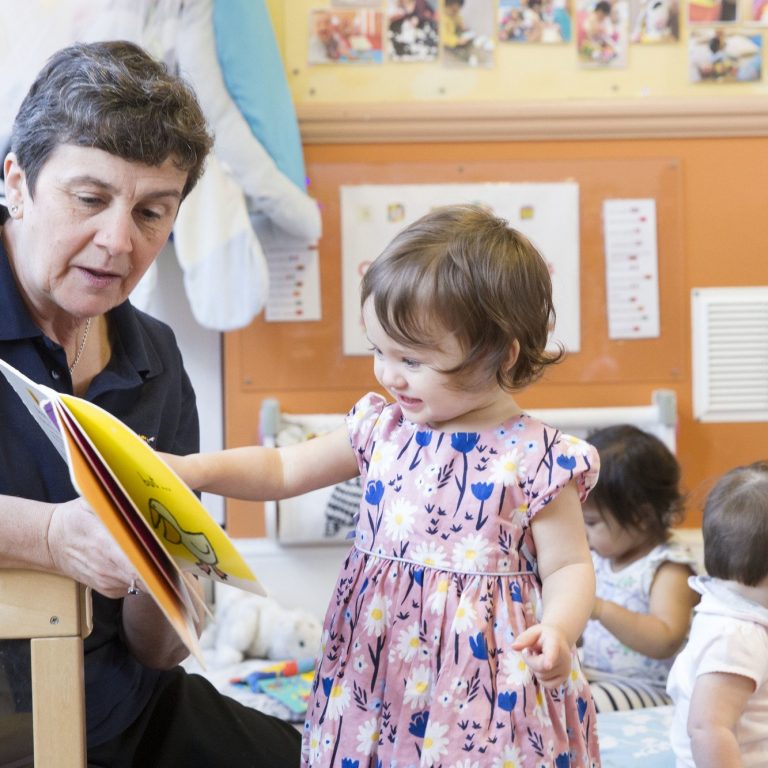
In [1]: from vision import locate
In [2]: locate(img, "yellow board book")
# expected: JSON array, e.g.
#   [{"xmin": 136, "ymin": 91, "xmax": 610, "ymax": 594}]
[{"xmin": 0, "ymin": 358, "xmax": 265, "ymax": 662}]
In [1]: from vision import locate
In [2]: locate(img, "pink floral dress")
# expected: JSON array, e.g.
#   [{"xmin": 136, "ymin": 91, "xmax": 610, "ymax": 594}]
[{"xmin": 302, "ymin": 393, "xmax": 601, "ymax": 768}]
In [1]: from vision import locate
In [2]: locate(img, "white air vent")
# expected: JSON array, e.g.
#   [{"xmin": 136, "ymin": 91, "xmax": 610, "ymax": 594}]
[{"xmin": 692, "ymin": 287, "xmax": 768, "ymax": 422}]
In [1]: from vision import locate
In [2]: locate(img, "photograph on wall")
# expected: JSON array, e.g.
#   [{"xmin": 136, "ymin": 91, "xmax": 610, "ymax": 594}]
[
  {"xmin": 340, "ymin": 182, "xmax": 581, "ymax": 356},
  {"xmin": 629, "ymin": 0, "xmax": 679, "ymax": 41},
  {"xmin": 748, "ymin": 0, "xmax": 768, "ymax": 22},
  {"xmin": 688, "ymin": 26, "xmax": 762, "ymax": 80},
  {"xmin": 387, "ymin": 0, "xmax": 439, "ymax": 61},
  {"xmin": 498, "ymin": 0, "xmax": 573, "ymax": 43},
  {"xmin": 576, "ymin": 0, "xmax": 630, "ymax": 66},
  {"xmin": 441, "ymin": 0, "xmax": 496, "ymax": 67},
  {"xmin": 687, "ymin": 0, "xmax": 739, "ymax": 24},
  {"xmin": 307, "ymin": 8, "xmax": 384, "ymax": 64}
]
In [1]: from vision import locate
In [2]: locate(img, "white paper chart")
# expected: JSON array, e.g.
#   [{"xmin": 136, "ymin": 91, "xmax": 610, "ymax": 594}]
[
  {"xmin": 341, "ymin": 182, "xmax": 581, "ymax": 355},
  {"xmin": 264, "ymin": 246, "xmax": 322, "ymax": 322},
  {"xmin": 603, "ymin": 198, "xmax": 660, "ymax": 340}
]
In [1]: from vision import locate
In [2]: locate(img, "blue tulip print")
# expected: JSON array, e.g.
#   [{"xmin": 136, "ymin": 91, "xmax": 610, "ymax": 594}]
[
  {"xmin": 451, "ymin": 432, "xmax": 480, "ymax": 513},
  {"xmin": 470, "ymin": 481, "xmax": 494, "ymax": 529}
]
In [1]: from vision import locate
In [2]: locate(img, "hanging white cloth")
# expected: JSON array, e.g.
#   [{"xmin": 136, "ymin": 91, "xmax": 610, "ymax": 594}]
[{"xmin": 172, "ymin": 153, "xmax": 270, "ymax": 331}]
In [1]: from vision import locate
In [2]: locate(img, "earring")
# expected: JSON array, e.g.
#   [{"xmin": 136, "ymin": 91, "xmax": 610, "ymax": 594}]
[{"xmin": 9, "ymin": 205, "xmax": 19, "ymax": 215}]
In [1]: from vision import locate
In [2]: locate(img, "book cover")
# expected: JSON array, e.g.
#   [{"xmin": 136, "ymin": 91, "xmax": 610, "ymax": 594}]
[{"xmin": 0, "ymin": 359, "xmax": 265, "ymax": 662}]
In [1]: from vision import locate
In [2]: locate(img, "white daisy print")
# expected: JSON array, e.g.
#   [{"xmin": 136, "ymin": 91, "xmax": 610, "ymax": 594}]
[
  {"xmin": 450, "ymin": 595, "xmax": 477, "ymax": 634},
  {"xmin": 501, "ymin": 650, "xmax": 532, "ymax": 686},
  {"xmin": 437, "ymin": 690, "xmax": 453, "ymax": 708},
  {"xmin": 421, "ymin": 719, "xmax": 450, "ymax": 766},
  {"xmin": 355, "ymin": 717, "xmax": 380, "ymax": 756},
  {"xmin": 383, "ymin": 497, "xmax": 416, "ymax": 540},
  {"xmin": 452, "ymin": 533, "xmax": 491, "ymax": 571},
  {"xmin": 306, "ymin": 725, "xmax": 323, "ymax": 762},
  {"xmin": 531, "ymin": 688, "xmax": 553, "ymax": 729},
  {"xmin": 352, "ymin": 655, "xmax": 369, "ymax": 674},
  {"xmin": 325, "ymin": 679, "xmax": 350, "ymax": 721},
  {"xmin": 368, "ymin": 438, "xmax": 398, "ymax": 478},
  {"xmin": 488, "ymin": 450, "xmax": 526, "ymax": 486},
  {"xmin": 415, "ymin": 474, "xmax": 438, "ymax": 497},
  {"xmin": 364, "ymin": 594, "xmax": 389, "ymax": 636},
  {"xmin": 492, "ymin": 743, "xmax": 525, "ymax": 768},
  {"xmin": 403, "ymin": 665, "xmax": 432, "ymax": 708},
  {"xmin": 560, "ymin": 433, "xmax": 590, "ymax": 458},
  {"xmin": 565, "ymin": 658, "xmax": 583, "ymax": 692},
  {"xmin": 395, "ymin": 622, "xmax": 422, "ymax": 662},
  {"xmin": 411, "ymin": 541, "xmax": 449, "ymax": 568},
  {"xmin": 427, "ymin": 578, "xmax": 450, "ymax": 615}
]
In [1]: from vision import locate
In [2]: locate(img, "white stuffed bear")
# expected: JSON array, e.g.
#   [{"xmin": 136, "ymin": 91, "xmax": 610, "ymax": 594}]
[{"xmin": 201, "ymin": 586, "xmax": 323, "ymax": 668}]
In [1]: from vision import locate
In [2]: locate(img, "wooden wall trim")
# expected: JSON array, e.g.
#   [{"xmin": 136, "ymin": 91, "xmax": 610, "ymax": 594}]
[{"xmin": 297, "ymin": 97, "xmax": 768, "ymax": 144}]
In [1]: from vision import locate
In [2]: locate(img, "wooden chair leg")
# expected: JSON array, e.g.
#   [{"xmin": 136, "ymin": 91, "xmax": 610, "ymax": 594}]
[{"xmin": 30, "ymin": 636, "xmax": 86, "ymax": 768}]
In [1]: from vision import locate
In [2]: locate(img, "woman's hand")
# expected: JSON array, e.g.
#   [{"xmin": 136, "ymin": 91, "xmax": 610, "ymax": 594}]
[
  {"xmin": 512, "ymin": 622, "xmax": 573, "ymax": 688},
  {"xmin": 46, "ymin": 497, "xmax": 138, "ymax": 598}
]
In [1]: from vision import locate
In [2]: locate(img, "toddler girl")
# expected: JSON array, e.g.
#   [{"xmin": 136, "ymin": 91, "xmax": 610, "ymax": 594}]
[
  {"xmin": 580, "ymin": 424, "xmax": 699, "ymax": 709},
  {"xmin": 168, "ymin": 205, "xmax": 602, "ymax": 766},
  {"xmin": 667, "ymin": 460, "xmax": 768, "ymax": 767}
]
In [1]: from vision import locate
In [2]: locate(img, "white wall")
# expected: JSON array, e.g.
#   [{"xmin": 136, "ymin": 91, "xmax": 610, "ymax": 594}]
[{"xmin": 138, "ymin": 241, "xmax": 224, "ymax": 524}]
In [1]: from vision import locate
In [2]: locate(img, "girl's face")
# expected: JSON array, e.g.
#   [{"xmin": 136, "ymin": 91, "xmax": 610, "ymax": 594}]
[
  {"xmin": 582, "ymin": 501, "xmax": 653, "ymax": 568},
  {"xmin": 362, "ymin": 298, "xmax": 515, "ymax": 431}
]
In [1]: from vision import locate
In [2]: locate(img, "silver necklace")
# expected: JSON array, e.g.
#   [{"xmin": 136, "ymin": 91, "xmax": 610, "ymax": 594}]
[{"xmin": 68, "ymin": 317, "xmax": 92, "ymax": 375}]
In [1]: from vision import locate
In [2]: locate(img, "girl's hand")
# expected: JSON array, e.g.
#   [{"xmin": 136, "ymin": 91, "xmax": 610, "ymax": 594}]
[{"xmin": 512, "ymin": 623, "xmax": 573, "ymax": 688}]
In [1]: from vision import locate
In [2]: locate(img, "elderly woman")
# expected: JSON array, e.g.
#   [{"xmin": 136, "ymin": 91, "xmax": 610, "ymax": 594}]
[{"xmin": 0, "ymin": 41, "xmax": 299, "ymax": 766}]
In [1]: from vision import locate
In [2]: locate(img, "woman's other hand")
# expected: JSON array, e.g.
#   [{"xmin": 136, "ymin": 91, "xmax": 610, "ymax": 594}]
[{"xmin": 46, "ymin": 497, "xmax": 137, "ymax": 598}]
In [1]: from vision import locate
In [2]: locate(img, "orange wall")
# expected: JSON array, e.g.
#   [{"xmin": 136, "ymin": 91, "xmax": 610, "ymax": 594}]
[{"xmin": 224, "ymin": 135, "xmax": 768, "ymax": 537}]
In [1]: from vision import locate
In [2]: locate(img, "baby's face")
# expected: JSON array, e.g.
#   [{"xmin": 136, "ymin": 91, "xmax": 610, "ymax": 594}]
[{"xmin": 582, "ymin": 502, "xmax": 651, "ymax": 568}]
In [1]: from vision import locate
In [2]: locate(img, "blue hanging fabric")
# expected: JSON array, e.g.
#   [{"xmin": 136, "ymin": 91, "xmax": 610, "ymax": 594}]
[{"xmin": 213, "ymin": 0, "xmax": 307, "ymax": 192}]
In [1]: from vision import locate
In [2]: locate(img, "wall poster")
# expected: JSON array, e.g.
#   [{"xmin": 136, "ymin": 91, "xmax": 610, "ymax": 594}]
[{"xmin": 340, "ymin": 181, "xmax": 580, "ymax": 356}]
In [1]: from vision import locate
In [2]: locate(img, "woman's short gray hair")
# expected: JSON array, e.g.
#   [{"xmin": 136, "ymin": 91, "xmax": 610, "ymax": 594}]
[{"xmin": 11, "ymin": 40, "xmax": 213, "ymax": 200}]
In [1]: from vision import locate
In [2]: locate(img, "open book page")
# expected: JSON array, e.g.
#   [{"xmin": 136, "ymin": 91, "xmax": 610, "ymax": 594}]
[
  {"xmin": 0, "ymin": 358, "xmax": 266, "ymax": 660},
  {"xmin": 51, "ymin": 400, "xmax": 206, "ymax": 620},
  {"xmin": 55, "ymin": 410, "xmax": 204, "ymax": 663},
  {"xmin": 0, "ymin": 358, "xmax": 67, "ymax": 460},
  {"xmin": 58, "ymin": 394, "xmax": 264, "ymax": 594}
]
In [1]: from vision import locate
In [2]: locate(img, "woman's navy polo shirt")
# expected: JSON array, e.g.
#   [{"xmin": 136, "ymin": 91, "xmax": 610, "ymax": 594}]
[{"xmin": 0, "ymin": 240, "xmax": 200, "ymax": 747}]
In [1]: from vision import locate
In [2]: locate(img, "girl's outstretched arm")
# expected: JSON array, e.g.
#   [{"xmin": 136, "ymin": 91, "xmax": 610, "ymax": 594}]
[
  {"xmin": 163, "ymin": 424, "xmax": 360, "ymax": 501},
  {"xmin": 512, "ymin": 483, "xmax": 595, "ymax": 687},
  {"xmin": 591, "ymin": 561, "xmax": 699, "ymax": 659}
]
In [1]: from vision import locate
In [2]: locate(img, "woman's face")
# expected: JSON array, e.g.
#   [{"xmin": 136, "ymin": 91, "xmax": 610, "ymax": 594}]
[{"xmin": 4, "ymin": 143, "xmax": 187, "ymax": 322}]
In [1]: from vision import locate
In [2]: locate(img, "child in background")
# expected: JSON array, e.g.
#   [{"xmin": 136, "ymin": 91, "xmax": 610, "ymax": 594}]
[
  {"xmin": 667, "ymin": 461, "xmax": 768, "ymax": 767},
  {"xmin": 581, "ymin": 425, "xmax": 699, "ymax": 709},
  {"xmin": 167, "ymin": 205, "xmax": 602, "ymax": 766}
]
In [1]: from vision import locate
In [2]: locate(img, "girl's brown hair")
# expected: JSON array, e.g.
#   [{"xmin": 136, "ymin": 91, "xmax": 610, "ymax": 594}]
[{"xmin": 360, "ymin": 204, "xmax": 563, "ymax": 391}]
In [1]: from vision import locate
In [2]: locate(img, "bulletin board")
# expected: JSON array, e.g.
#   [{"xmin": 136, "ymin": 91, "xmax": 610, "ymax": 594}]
[
  {"xmin": 222, "ymin": 152, "xmax": 684, "ymax": 536},
  {"xmin": 229, "ymin": 155, "xmax": 684, "ymax": 395}
]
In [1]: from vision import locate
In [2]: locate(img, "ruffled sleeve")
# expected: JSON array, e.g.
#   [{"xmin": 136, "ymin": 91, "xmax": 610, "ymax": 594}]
[
  {"xmin": 639, "ymin": 542, "xmax": 699, "ymax": 593},
  {"xmin": 345, "ymin": 392, "xmax": 388, "ymax": 475},
  {"xmin": 525, "ymin": 425, "xmax": 600, "ymax": 520}
]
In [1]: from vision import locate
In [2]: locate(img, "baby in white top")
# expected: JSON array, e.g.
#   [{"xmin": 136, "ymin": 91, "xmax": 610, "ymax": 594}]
[{"xmin": 667, "ymin": 460, "xmax": 768, "ymax": 768}]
